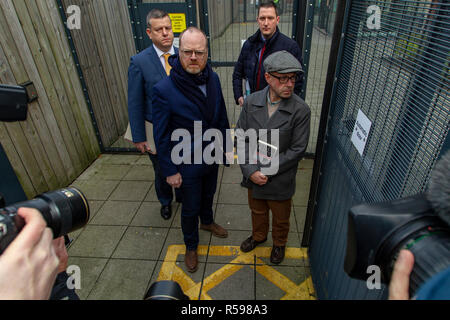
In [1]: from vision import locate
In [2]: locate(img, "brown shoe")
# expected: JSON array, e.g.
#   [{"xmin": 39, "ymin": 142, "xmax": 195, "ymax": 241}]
[
  {"xmin": 270, "ymin": 246, "xmax": 286, "ymax": 264},
  {"xmin": 200, "ymin": 223, "xmax": 228, "ymax": 238},
  {"xmin": 240, "ymin": 236, "xmax": 267, "ymax": 253},
  {"xmin": 185, "ymin": 249, "xmax": 198, "ymax": 273}
]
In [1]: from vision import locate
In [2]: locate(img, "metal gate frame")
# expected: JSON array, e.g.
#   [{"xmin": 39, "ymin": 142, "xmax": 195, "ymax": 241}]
[
  {"xmin": 302, "ymin": 0, "xmax": 450, "ymax": 299},
  {"xmin": 302, "ymin": 0, "xmax": 348, "ymax": 247}
]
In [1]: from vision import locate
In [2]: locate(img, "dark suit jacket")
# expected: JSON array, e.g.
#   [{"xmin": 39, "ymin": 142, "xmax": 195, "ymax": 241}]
[
  {"xmin": 232, "ymin": 28, "xmax": 304, "ymax": 105},
  {"xmin": 152, "ymin": 71, "xmax": 231, "ymax": 179},
  {"xmin": 127, "ymin": 46, "xmax": 178, "ymax": 142}
]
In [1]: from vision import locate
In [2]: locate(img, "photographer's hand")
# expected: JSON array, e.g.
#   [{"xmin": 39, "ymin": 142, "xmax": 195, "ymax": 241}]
[
  {"xmin": 53, "ymin": 236, "xmax": 68, "ymax": 274},
  {"xmin": 0, "ymin": 208, "xmax": 59, "ymax": 300},
  {"xmin": 389, "ymin": 249, "xmax": 415, "ymax": 300}
]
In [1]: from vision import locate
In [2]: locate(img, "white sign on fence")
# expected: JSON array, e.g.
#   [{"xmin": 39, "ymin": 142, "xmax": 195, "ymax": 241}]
[{"xmin": 351, "ymin": 109, "xmax": 372, "ymax": 156}]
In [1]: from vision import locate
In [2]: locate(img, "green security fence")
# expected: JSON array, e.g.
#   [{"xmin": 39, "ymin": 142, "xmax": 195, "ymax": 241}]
[{"xmin": 308, "ymin": 0, "xmax": 449, "ymax": 299}]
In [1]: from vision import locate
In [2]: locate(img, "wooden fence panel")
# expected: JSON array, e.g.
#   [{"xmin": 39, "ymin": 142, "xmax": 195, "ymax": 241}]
[
  {"xmin": 0, "ymin": 0, "xmax": 100, "ymax": 198},
  {"xmin": 37, "ymin": 0, "xmax": 99, "ymax": 160},
  {"xmin": 61, "ymin": 0, "xmax": 135, "ymax": 147}
]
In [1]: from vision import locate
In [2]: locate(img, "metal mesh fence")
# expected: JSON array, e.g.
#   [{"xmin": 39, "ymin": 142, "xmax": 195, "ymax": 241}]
[
  {"xmin": 310, "ymin": 0, "xmax": 449, "ymax": 299},
  {"xmin": 331, "ymin": 0, "xmax": 449, "ymax": 202},
  {"xmin": 206, "ymin": 0, "xmax": 295, "ymax": 128}
]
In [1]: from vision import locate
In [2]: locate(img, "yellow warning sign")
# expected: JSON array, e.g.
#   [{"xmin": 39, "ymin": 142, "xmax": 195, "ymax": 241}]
[
  {"xmin": 157, "ymin": 245, "xmax": 316, "ymax": 300},
  {"xmin": 169, "ymin": 13, "xmax": 187, "ymax": 33}
]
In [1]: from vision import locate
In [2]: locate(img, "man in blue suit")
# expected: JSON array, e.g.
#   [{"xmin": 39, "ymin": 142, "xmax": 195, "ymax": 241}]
[
  {"xmin": 152, "ymin": 27, "xmax": 231, "ymax": 273},
  {"xmin": 128, "ymin": 9, "xmax": 180, "ymax": 220}
]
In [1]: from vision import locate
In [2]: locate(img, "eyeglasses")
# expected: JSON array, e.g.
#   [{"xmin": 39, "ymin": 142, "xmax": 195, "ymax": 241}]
[
  {"xmin": 180, "ymin": 49, "xmax": 207, "ymax": 58},
  {"xmin": 269, "ymin": 73, "xmax": 297, "ymax": 84}
]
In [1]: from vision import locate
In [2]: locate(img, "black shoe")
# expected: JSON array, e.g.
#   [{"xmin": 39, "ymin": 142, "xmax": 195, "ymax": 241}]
[
  {"xmin": 240, "ymin": 236, "xmax": 267, "ymax": 253},
  {"xmin": 160, "ymin": 205, "xmax": 172, "ymax": 220},
  {"xmin": 270, "ymin": 246, "xmax": 286, "ymax": 264}
]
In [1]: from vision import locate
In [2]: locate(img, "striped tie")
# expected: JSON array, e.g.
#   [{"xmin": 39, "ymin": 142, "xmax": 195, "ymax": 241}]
[{"xmin": 164, "ymin": 53, "xmax": 172, "ymax": 76}]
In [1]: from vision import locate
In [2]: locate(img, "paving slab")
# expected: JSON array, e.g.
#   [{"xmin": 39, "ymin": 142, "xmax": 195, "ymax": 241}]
[
  {"xmin": 68, "ymin": 225, "xmax": 127, "ymax": 258},
  {"xmin": 255, "ymin": 265, "xmax": 312, "ymax": 300},
  {"xmin": 87, "ymin": 200, "xmax": 106, "ymax": 222},
  {"xmin": 67, "ymin": 257, "xmax": 109, "ymax": 300},
  {"xmin": 90, "ymin": 200, "xmax": 141, "ymax": 226},
  {"xmin": 203, "ymin": 263, "xmax": 255, "ymax": 300},
  {"xmin": 71, "ymin": 179, "xmax": 120, "ymax": 201},
  {"xmin": 97, "ymin": 154, "xmax": 141, "ymax": 165},
  {"xmin": 144, "ymin": 183, "xmax": 159, "ymax": 202},
  {"xmin": 218, "ymin": 183, "xmax": 249, "ymax": 204},
  {"xmin": 214, "ymin": 204, "xmax": 252, "ymax": 231},
  {"xmin": 78, "ymin": 164, "xmax": 131, "ymax": 181},
  {"xmin": 112, "ymin": 226, "xmax": 168, "ymax": 260},
  {"xmin": 294, "ymin": 206, "xmax": 307, "ymax": 233},
  {"xmin": 130, "ymin": 202, "xmax": 178, "ymax": 228},
  {"xmin": 109, "ymin": 180, "xmax": 152, "ymax": 202},
  {"xmin": 221, "ymin": 165, "xmax": 244, "ymax": 184},
  {"xmin": 87, "ymin": 259, "xmax": 156, "ymax": 300},
  {"xmin": 65, "ymin": 154, "xmax": 315, "ymax": 300},
  {"xmin": 123, "ymin": 165, "xmax": 155, "ymax": 181}
]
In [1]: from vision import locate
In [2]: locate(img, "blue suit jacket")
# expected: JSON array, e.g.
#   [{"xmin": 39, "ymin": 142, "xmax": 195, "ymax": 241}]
[
  {"xmin": 152, "ymin": 72, "xmax": 231, "ymax": 178},
  {"xmin": 127, "ymin": 46, "xmax": 178, "ymax": 142}
]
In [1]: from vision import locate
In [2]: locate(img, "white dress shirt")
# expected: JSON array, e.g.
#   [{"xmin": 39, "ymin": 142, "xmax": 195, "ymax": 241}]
[{"xmin": 152, "ymin": 44, "xmax": 176, "ymax": 70}]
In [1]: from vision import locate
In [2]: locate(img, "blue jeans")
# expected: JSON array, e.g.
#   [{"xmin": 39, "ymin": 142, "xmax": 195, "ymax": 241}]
[
  {"xmin": 180, "ymin": 165, "xmax": 219, "ymax": 250},
  {"xmin": 148, "ymin": 153, "xmax": 181, "ymax": 206}
]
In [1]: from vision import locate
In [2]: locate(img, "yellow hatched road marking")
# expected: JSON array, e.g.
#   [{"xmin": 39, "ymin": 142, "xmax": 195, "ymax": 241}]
[{"xmin": 157, "ymin": 245, "xmax": 316, "ymax": 300}]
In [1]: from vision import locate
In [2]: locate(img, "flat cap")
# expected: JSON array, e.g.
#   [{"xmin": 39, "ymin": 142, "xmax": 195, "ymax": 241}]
[{"xmin": 263, "ymin": 50, "xmax": 303, "ymax": 74}]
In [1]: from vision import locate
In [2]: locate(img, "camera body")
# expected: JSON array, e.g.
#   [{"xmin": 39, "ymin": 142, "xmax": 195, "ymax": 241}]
[
  {"xmin": 0, "ymin": 84, "xmax": 32, "ymax": 122},
  {"xmin": 344, "ymin": 193, "xmax": 450, "ymax": 296},
  {"xmin": 0, "ymin": 83, "xmax": 89, "ymax": 254}
]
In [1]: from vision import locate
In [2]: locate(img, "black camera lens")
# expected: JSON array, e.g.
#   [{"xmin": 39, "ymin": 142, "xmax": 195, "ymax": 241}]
[
  {"xmin": 0, "ymin": 187, "xmax": 89, "ymax": 254},
  {"xmin": 144, "ymin": 281, "xmax": 189, "ymax": 300},
  {"xmin": 345, "ymin": 194, "xmax": 450, "ymax": 297},
  {"xmin": 384, "ymin": 225, "xmax": 450, "ymax": 296}
]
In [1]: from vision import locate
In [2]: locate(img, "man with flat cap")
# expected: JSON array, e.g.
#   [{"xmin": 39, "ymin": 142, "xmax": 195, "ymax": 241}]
[{"xmin": 236, "ymin": 50, "xmax": 311, "ymax": 264}]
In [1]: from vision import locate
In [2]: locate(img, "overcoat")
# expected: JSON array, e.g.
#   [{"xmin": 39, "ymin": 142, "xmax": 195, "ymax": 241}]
[
  {"xmin": 152, "ymin": 70, "xmax": 231, "ymax": 179},
  {"xmin": 236, "ymin": 86, "xmax": 311, "ymax": 200}
]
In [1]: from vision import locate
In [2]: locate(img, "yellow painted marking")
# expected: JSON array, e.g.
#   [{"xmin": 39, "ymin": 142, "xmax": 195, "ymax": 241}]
[
  {"xmin": 157, "ymin": 245, "xmax": 315, "ymax": 300},
  {"xmin": 254, "ymin": 258, "xmax": 314, "ymax": 300}
]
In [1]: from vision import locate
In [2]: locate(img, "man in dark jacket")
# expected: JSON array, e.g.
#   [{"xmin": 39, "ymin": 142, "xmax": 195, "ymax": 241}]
[
  {"xmin": 127, "ymin": 9, "xmax": 181, "ymax": 220},
  {"xmin": 236, "ymin": 51, "xmax": 310, "ymax": 264},
  {"xmin": 152, "ymin": 27, "xmax": 230, "ymax": 273},
  {"xmin": 232, "ymin": 1, "xmax": 304, "ymax": 106}
]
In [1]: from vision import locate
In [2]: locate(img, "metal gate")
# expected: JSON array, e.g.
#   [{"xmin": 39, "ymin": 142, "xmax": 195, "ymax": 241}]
[{"xmin": 307, "ymin": 0, "xmax": 449, "ymax": 299}]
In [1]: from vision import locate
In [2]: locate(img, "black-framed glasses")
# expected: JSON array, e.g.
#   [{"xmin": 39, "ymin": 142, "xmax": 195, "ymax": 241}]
[
  {"xmin": 180, "ymin": 49, "xmax": 206, "ymax": 58},
  {"xmin": 269, "ymin": 73, "xmax": 297, "ymax": 84}
]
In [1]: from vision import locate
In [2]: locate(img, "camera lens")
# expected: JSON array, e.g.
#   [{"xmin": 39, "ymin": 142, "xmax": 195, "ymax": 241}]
[
  {"xmin": 32, "ymin": 187, "xmax": 90, "ymax": 237},
  {"xmin": 385, "ymin": 226, "xmax": 450, "ymax": 296},
  {"xmin": 0, "ymin": 187, "xmax": 89, "ymax": 253},
  {"xmin": 144, "ymin": 281, "xmax": 189, "ymax": 300}
]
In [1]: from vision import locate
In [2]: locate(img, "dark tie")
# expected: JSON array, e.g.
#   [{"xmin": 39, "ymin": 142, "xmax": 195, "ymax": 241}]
[{"xmin": 256, "ymin": 43, "xmax": 266, "ymax": 91}]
